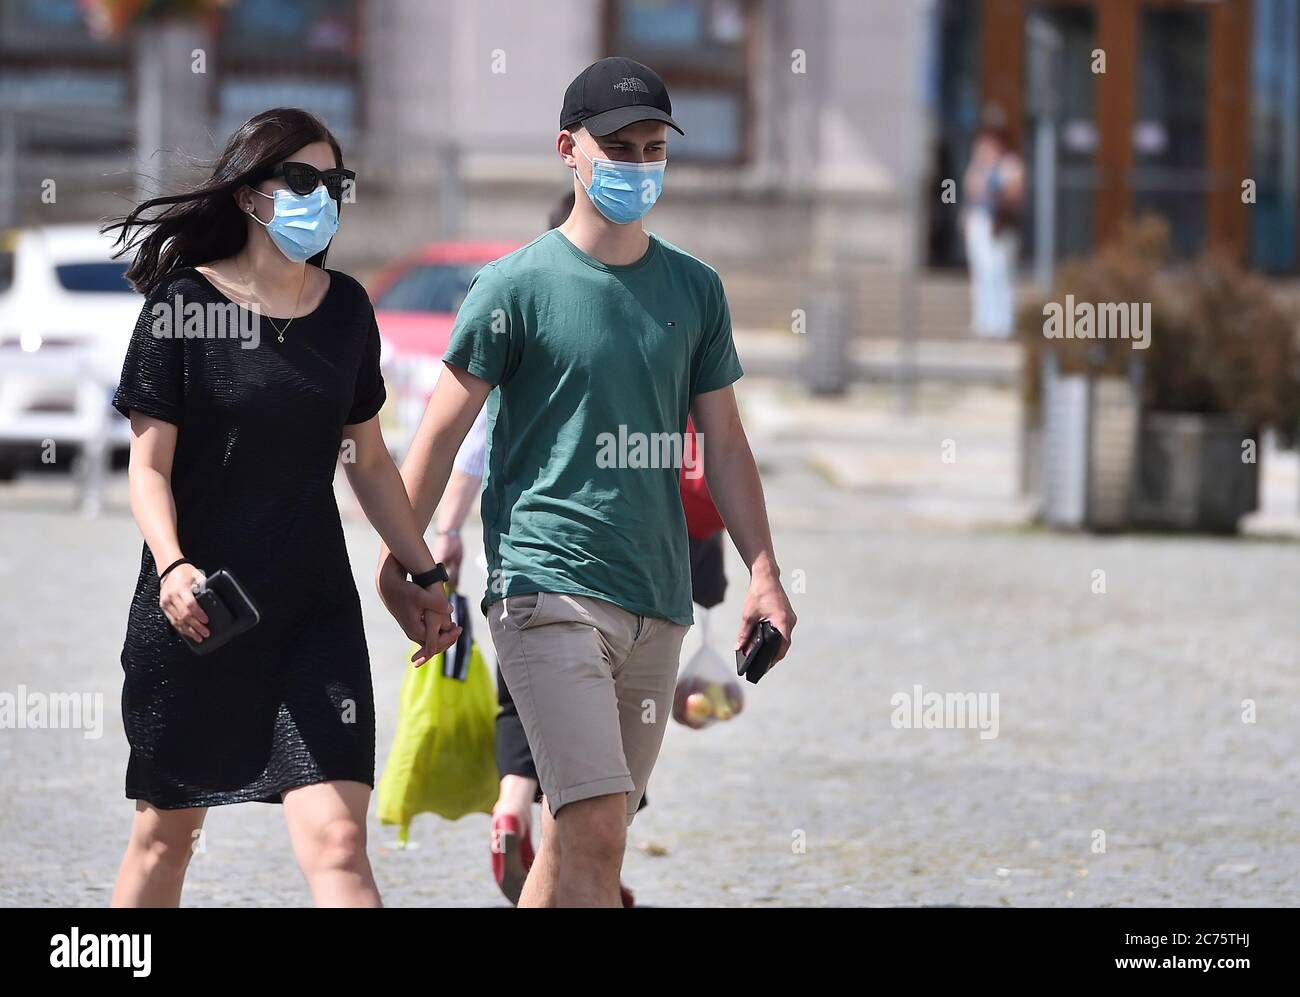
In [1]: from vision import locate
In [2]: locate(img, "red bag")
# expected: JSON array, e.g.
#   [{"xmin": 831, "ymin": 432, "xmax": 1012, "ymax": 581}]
[{"xmin": 680, "ymin": 417, "xmax": 724, "ymax": 540}]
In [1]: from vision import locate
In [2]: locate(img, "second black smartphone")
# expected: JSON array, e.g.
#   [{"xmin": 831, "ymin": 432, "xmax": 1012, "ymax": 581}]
[{"xmin": 736, "ymin": 620, "xmax": 783, "ymax": 684}]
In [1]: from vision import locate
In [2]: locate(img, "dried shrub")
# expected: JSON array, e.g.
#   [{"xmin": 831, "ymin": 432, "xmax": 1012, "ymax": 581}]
[
  {"xmin": 1018, "ymin": 215, "xmax": 1300, "ymax": 444},
  {"xmin": 1152, "ymin": 253, "xmax": 1300, "ymax": 441}
]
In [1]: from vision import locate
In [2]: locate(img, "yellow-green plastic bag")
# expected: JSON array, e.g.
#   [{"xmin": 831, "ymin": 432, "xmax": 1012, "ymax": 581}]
[{"xmin": 377, "ymin": 638, "xmax": 498, "ymax": 844}]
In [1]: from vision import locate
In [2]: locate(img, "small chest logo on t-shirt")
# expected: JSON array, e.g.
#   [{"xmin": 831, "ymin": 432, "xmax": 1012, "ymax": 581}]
[{"xmin": 666, "ymin": 320, "xmax": 676, "ymax": 327}]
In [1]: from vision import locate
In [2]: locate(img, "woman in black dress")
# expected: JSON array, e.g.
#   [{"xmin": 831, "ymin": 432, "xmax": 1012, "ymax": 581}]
[{"xmin": 105, "ymin": 108, "xmax": 461, "ymax": 907}]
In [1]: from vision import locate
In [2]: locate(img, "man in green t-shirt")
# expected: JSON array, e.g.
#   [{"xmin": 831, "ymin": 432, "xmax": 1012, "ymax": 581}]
[{"xmin": 376, "ymin": 57, "xmax": 796, "ymax": 908}]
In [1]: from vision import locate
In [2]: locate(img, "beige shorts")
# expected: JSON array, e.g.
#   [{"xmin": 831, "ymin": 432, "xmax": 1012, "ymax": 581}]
[{"xmin": 488, "ymin": 592, "xmax": 689, "ymax": 825}]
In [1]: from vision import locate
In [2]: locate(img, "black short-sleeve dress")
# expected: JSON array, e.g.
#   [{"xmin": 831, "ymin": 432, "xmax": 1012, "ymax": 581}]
[{"xmin": 112, "ymin": 266, "xmax": 387, "ymax": 809}]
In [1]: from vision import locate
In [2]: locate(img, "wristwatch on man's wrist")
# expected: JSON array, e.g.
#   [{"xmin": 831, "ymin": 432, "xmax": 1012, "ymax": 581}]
[{"xmin": 409, "ymin": 563, "xmax": 449, "ymax": 589}]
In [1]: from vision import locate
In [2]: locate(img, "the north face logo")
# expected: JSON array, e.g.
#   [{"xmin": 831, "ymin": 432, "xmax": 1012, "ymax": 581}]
[{"xmin": 613, "ymin": 77, "xmax": 650, "ymax": 94}]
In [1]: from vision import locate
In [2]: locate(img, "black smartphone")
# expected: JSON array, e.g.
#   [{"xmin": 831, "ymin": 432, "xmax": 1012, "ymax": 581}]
[
  {"xmin": 736, "ymin": 620, "xmax": 783, "ymax": 684},
  {"xmin": 181, "ymin": 569, "xmax": 261, "ymax": 656}
]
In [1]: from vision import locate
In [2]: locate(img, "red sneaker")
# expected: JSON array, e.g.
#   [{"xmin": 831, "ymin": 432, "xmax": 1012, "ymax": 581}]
[{"xmin": 490, "ymin": 812, "xmax": 535, "ymax": 906}]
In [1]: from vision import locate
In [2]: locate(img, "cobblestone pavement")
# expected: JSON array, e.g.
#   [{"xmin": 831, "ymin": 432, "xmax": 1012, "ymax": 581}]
[{"xmin": 1, "ymin": 381, "xmax": 1296, "ymax": 907}]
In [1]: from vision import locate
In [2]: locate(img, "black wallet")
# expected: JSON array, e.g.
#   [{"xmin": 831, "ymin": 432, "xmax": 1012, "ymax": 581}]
[
  {"xmin": 181, "ymin": 569, "xmax": 261, "ymax": 656},
  {"xmin": 736, "ymin": 620, "xmax": 783, "ymax": 684}
]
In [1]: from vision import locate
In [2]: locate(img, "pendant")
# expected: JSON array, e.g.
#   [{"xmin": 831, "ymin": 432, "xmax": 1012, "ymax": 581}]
[{"xmin": 277, "ymin": 332, "xmax": 285, "ymax": 343}]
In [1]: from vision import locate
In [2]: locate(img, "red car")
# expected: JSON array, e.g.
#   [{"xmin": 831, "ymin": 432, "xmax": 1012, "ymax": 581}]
[{"xmin": 369, "ymin": 241, "xmax": 519, "ymax": 359}]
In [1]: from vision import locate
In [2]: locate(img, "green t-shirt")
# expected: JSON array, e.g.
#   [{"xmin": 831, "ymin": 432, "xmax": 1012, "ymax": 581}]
[{"xmin": 442, "ymin": 228, "xmax": 743, "ymax": 625}]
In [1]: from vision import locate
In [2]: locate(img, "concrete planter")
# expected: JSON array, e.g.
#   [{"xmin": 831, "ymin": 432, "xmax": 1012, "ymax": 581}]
[
  {"xmin": 1029, "ymin": 350, "xmax": 1259, "ymax": 533},
  {"xmin": 1130, "ymin": 413, "xmax": 1259, "ymax": 533},
  {"xmin": 1037, "ymin": 371, "xmax": 1138, "ymax": 531}
]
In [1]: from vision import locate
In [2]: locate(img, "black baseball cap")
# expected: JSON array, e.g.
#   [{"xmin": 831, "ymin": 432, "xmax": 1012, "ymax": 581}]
[{"xmin": 560, "ymin": 56, "xmax": 684, "ymax": 137}]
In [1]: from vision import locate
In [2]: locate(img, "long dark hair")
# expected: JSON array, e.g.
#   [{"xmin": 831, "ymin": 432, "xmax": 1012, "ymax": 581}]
[{"xmin": 105, "ymin": 107, "xmax": 344, "ymax": 293}]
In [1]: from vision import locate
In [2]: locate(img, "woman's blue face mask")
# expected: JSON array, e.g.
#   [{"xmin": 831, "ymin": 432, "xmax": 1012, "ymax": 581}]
[
  {"xmin": 247, "ymin": 184, "xmax": 339, "ymax": 263},
  {"xmin": 572, "ymin": 137, "xmax": 666, "ymax": 225}
]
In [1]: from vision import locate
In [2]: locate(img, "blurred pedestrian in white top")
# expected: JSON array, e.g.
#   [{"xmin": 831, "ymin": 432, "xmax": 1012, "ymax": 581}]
[
  {"xmin": 962, "ymin": 118, "xmax": 1025, "ymax": 338},
  {"xmin": 430, "ymin": 362, "xmax": 488, "ymax": 587}
]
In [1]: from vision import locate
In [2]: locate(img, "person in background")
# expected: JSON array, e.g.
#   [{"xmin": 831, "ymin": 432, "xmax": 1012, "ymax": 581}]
[{"xmin": 961, "ymin": 113, "xmax": 1025, "ymax": 338}]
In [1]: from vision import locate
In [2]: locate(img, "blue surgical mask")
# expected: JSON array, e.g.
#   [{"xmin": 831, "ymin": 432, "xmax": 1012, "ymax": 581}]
[
  {"xmin": 247, "ymin": 185, "xmax": 339, "ymax": 263},
  {"xmin": 573, "ymin": 139, "xmax": 666, "ymax": 225}
]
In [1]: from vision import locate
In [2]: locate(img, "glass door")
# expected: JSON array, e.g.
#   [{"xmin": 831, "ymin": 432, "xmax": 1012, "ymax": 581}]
[
  {"xmin": 1131, "ymin": 3, "xmax": 1210, "ymax": 258},
  {"xmin": 1024, "ymin": 3, "xmax": 1099, "ymax": 263}
]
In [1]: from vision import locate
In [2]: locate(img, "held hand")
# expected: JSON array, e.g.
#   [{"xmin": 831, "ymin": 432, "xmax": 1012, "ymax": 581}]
[
  {"xmin": 161, "ymin": 564, "xmax": 210, "ymax": 643},
  {"xmin": 411, "ymin": 583, "xmax": 461, "ymax": 667},
  {"xmin": 376, "ymin": 552, "xmax": 423, "ymax": 642},
  {"xmin": 735, "ymin": 568, "xmax": 796, "ymax": 668},
  {"xmin": 376, "ymin": 551, "xmax": 461, "ymax": 664},
  {"xmin": 432, "ymin": 532, "xmax": 464, "ymax": 589}
]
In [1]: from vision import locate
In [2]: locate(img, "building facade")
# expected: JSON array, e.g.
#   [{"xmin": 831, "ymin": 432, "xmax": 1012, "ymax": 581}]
[{"xmin": 4, "ymin": 0, "xmax": 1299, "ymax": 336}]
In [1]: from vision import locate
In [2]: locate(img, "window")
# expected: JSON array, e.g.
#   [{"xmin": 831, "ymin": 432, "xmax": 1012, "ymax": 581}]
[
  {"xmin": 604, "ymin": 0, "xmax": 754, "ymax": 163},
  {"xmin": 927, "ymin": 0, "xmax": 982, "ymax": 267},
  {"xmin": 1024, "ymin": 4, "xmax": 1099, "ymax": 264},
  {"xmin": 1250, "ymin": 0, "xmax": 1300, "ymax": 272},
  {"xmin": 1132, "ymin": 5, "xmax": 1209, "ymax": 259},
  {"xmin": 0, "ymin": 0, "xmax": 126, "ymax": 56},
  {"xmin": 0, "ymin": 0, "xmax": 129, "ymax": 154},
  {"xmin": 376, "ymin": 264, "xmax": 482, "ymax": 314},
  {"xmin": 55, "ymin": 262, "xmax": 133, "ymax": 293},
  {"xmin": 215, "ymin": 0, "xmax": 361, "ymax": 145},
  {"xmin": 220, "ymin": 0, "xmax": 355, "ymax": 64}
]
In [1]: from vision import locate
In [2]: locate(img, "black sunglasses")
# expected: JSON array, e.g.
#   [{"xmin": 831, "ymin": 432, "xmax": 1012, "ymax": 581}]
[{"xmin": 272, "ymin": 161, "xmax": 356, "ymax": 200}]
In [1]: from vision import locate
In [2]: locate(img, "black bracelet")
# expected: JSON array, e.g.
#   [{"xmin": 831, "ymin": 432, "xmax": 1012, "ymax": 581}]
[
  {"xmin": 159, "ymin": 557, "xmax": 191, "ymax": 580},
  {"xmin": 409, "ymin": 563, "xmax": 449, "ymax": 588}
]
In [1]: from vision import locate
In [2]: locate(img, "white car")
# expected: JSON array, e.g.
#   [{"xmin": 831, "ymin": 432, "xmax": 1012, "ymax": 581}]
[{"xmin": 0, "ymin": 224, "xmax": 142, "ymax": 477}]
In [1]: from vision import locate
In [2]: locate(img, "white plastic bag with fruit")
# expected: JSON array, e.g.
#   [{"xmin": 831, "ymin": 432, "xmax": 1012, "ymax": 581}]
[{"xmin": 672, "ymin": 610, "xmax": 744, "ymax": 729}]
